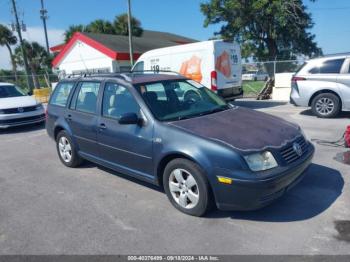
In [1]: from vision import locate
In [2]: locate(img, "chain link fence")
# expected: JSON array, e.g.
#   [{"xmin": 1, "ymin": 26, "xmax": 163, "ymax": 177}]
[
  {"xmin": 0, "ymin": 73, "xmax": 59, "ymax": 93},
  {"xmin": 1, "ymin": 60, "xmax": 306, "ymax": 101},
  {"xmin": 242, "ymin": 59, "xmax": 306, "ymax": 98}
]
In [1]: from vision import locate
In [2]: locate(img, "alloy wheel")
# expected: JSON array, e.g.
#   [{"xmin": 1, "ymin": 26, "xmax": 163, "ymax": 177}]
[
  {"xmin": 58, "ymin": 136, "xmax": 72, "ymax": 163},
  {"xmin": 315, "ymin": 97, "xmax": 334, "ymax": 116},
  {"xmin": 168, "ymin": 168, "xmax": 199, "ymax": 209}
]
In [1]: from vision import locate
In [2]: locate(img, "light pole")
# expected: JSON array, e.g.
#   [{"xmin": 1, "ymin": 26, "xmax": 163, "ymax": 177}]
[
  {"xmin": 11, "ymin": 0, "xmax": 32, "ymax": 90},
  {"xmin": 40, "ymin": 0, "xmax": 50, "ymax": 53},
  {"xmin": 127, "ymin": 0, "xmax": 134, "ymax": 66}
]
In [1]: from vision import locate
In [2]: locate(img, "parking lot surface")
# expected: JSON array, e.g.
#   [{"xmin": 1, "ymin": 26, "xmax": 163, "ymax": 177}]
[{"xmin": 0, "ymin": 102, "xmax": 349, "ymax": 255}]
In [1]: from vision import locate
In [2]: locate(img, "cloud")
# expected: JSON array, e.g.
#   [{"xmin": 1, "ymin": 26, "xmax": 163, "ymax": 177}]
[{"xmin": 0, "ymin": 26, "xmax": 65, "ymax": 70}]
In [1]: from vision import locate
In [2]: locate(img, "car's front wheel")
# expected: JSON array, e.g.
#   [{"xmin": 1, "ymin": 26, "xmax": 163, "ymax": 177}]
[
  {"xmin": 56, "ymin": 130, "xmax": 83, "ymax": 167},
  {"xmin": 311, "ymin": 93, "xmax": 341, "ymax": 118},
  {"xmin": 163, "ymin": 159, "xmax": 213, "ymax": 216}
]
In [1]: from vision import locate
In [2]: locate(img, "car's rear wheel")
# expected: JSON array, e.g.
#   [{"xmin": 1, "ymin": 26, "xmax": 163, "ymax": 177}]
[
  {"xmin": 311, "ymin": 93, "xmax": 341, "ymax": 118},
  {"xmin": 163, "ymin": 159, "xmax": 213, "ymax": 216},
  {"xmin": 56, "ymin": 130, "xmax": 83, "ymax": 167}
]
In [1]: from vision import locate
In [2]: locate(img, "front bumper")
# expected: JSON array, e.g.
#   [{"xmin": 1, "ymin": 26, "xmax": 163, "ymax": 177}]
[
  {"xmin": 218, "ymin": 86, "xmax": 243, "ymax": 100},
  {"xmin": 0, "ymin": 113, "xmax": 45, "ymax": 128},
  {"xmin": 214, "ymin": 144, "xmax": 315, "ymax": 211}
]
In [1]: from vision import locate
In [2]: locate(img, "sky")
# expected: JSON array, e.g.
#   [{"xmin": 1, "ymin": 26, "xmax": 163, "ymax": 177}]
[{"xmin": 0, "ymin": 0, "xmax": 349, "ymax": 69}]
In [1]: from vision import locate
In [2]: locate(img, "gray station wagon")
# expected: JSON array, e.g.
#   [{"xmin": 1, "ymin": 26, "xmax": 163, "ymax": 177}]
[{"xmin": 46, "ymin": 72, "xmax": 314, "ymax": 216}]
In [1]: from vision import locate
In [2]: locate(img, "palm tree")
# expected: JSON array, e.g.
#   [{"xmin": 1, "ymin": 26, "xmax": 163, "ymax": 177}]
[
  {"xmin": 64, "ymin": 24, "xmax": 88, "ymax": 43},
  {"xmin": 14, "ymin": 40, "xmax": 50, "ymax": 89},
  {"xmin": 113, "ymin": 13, "xmax": 143, "ymax": 37},
  {"xmin": 0, "ymin": 24, "xmax": 18, "ymax": 82},
  {"xmin": 86, "ymin": 19, "xmax": 115, "ymax": 34}
]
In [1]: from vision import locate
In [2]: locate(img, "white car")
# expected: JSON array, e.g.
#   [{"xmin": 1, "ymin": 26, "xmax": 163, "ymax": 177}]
[
  {"xmin": 242, "ymin": 71, "xmax": 269, "ymax": 81},
  {"xmin": 0, "ymin": 83, "xmax": 45, "ymax": 128}
]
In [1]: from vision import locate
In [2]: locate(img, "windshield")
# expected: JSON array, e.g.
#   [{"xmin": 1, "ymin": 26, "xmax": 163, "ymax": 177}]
[
  {"xmin": 135, "ymin": 79, "xmax": 230, "ymax": 121},
  {"xmin": 0, "ymin": 85, "xmax": 27, "ymax": 98}
]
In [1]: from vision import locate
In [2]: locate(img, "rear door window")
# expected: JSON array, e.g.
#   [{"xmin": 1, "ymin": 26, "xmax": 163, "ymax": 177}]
[
  {"xmin": 309, "ymin": 59, "xmax": 345, "ymax": 74},
  {"xmin": 102, "ymin": 82, "xmax": 140, "ymax": 119},
  {"xmin": 71, "ymin": 82, "xmax": 101, "ymax": 114},
  {"xmin": 50, "ymin": 82, "xmax": 75, "ymax": 107}
]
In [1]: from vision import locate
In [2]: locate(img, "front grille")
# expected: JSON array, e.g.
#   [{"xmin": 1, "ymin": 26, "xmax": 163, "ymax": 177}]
[
  {"xmin": 2, "ymin": 106, "xmax": 37, "ymax": 114},
  {"xmin": 0, "ymin": 114, "xmax": 45, "ymax": 124},
  {"xmin": 280, "ymin": 136, "xmax": 308, "ymax": 164}
]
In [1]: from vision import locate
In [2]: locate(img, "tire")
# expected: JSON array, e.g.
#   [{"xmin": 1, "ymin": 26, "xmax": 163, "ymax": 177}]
[
  {"xmin": 311, "ymin": 93, "xmax": 341, "ymax": 118},
  {"xmin": 254, "ymin": 77, "xmax": 257, "ymax": 81},
  {"xmin": 163, "ymin": 159, "xmax": 213, "ymax": 216},
  {"xmin": 56, "ymin": 130, "xmax": 83, "ymax": 168}
]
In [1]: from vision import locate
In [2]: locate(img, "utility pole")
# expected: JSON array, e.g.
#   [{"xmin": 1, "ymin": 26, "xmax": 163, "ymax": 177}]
[
  {"xmin": 11, "ymin": 0, "xmax": 32, "ymax": 90},
  {"xmin": 127, "ymin": 0, "xmax": 134, "ymax": 66},
  {"xmin": 40, "ymin": 0, "xmax": 49, "ymax": 53}
]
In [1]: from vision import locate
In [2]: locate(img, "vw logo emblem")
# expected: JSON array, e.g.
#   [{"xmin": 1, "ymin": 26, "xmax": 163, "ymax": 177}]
[
  {"xmin": 293, "ymin": 142, "xmax": 303, "ymax": 157},
  {"xmin": 18, "ymin": 107, "xmax": 24, "ymax": 113}
]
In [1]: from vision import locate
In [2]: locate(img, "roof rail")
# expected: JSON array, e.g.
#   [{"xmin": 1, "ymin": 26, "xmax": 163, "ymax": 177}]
[
  {"xmin": 61, "ymin": 70, "xmax": 184, "ymax": 81},
  {"xmin": 63, "ymin": 72, "xmax": 131, "ymax": 82},
  {"xmin": 129, "ymin": 70, "xmax": 182, "ymax": 76}
]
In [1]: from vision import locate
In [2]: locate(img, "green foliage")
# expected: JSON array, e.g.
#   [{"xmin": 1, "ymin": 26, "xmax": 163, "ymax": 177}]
[
  {"xmin": 14, "ymin": 40, "xmax": 51, "ymax": 89},
  {"xmin": 86, "ymin": 19, "xmax": 115, "ymax": 34},
  {"xmin": 113, "ymin": 14, "xmax": 143, "ymax": 36},
  {"xmin": 0, "ymin": 24, "xmax": 18, "ymax": 81},
  {"xmin": 201, "ymin": 0, "xmax": 322, "ymax": 60},
  {"xmin": 64, "ymin": 24, "xmax": 89, "ymax": 43},
  {"xmin": 63, "ymin": 13, "xmax": 143, "ymax": 43}
]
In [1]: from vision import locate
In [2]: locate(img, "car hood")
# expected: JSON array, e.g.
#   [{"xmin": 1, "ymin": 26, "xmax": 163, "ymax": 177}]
[
  {"xmin": 0, "ymin": 96, "xmax": 38, "ymax": 109},
  {"xmin": 169, "ymin": 107, "xmax": 300, "ymax": 152}
]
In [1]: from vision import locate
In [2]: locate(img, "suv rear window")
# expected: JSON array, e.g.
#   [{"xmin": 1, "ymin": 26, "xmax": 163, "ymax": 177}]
[
  {"xmin": 309, "ymin": 58, "xmax": 345, "ymax": 74},
  {"xmin": 50, "ymin": 82, "xmax": 75, "ymax": 107}
]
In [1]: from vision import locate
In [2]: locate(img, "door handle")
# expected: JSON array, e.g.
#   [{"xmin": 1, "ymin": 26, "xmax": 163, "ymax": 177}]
[
  {"xmin": 99, "ymin": 123, "xmax": 107, "ymax": 130},
  {"xmin": 67, "ymin": 114, "xmax": 72, "ymax": 121}
]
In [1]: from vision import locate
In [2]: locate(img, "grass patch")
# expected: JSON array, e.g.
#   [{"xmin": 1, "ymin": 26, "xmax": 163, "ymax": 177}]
[{"xmin": 242, "ymin": 81, "xmax": 265, "ymax": 96}]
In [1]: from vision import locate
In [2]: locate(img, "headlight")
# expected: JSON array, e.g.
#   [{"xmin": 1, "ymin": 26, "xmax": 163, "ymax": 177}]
[
  {"xmin": 35, "ymin": 103, "xmax": 43, "ymax": 110},
  {"xmin": 244, "ymin": 151, "xmax": 278, "ymax": 172}
]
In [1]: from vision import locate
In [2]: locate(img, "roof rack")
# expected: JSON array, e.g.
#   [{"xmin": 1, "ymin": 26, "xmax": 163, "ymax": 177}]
[
  {"xmin": 61, "ymin": 70, "xmax": 183, "ymax": 81},
  {"xmin": 129, "ymin": 70, "xmax": 182, "ymax": 76},
  {"xmin": 64, "ymin": 72, "xmax": 131, "ymax": 82}
]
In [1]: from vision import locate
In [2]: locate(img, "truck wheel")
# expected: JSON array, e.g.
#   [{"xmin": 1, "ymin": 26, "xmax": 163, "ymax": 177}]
[
  {"xmin": 163, "ymin": 159, "xmax": 213, "ymax": 217},
  {"xmin": 311, "ymin": 93, "xmax": 341, "ymax": 118}
]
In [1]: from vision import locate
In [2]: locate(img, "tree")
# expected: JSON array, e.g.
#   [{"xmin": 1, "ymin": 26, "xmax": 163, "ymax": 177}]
[
  {"xmin": 14, "ymin": 40, "xmax": 50, "ymax": 89},
  {"xmin": 113, "ymin": 13, "xmax": 143, "ymax": 36},
  {"xmin": 0, "ymin": 24, "xmax": 18, "ymax": 82},
  {"xmin": 86, "ymin": 19, "xmax": 115, "ymax": 34},
  {"xmin": 64, "ymin": 24, "xmax": 89, "ymax": 43},
  {"xmin": 201, "ymin": 0, "xmax": 322, "ymax": 61}
]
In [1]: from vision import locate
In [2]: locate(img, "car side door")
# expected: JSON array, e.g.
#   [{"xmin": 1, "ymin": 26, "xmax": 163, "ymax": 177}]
[
  {"xmin": 65, "ymin": 81, "xmax": 101, "ymax": 157},
  {"xmin": 97, "ymin": 81, "xmax": 154, "ymax": 179},
  {"xmin": 337, "ymin": 58, "xmax": 350, "ymax": 110}
]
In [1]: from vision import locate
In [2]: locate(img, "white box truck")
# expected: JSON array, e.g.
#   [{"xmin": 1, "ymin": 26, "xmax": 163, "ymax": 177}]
[{"xmin": 132, "ymin": 40, "xmax": 243, "ymax": 100}]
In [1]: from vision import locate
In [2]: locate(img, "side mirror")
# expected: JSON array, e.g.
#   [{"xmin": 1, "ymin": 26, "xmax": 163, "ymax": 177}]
[
  {"xmin": 118, "ymin": 112, "xmax": 141, "ymax": 125},
  {"xmin": 27, "ymin": 90, "xmax": 33, "ymax": 96}
]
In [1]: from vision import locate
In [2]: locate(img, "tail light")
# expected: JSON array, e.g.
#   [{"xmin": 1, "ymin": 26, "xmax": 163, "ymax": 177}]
[
  {"xmin": 291, "ymin": 76, "xmax": 306, "ymax": 83},
  {"xmin": 211, "ymin": 71, "xmax": 217, "ymax": 91}
]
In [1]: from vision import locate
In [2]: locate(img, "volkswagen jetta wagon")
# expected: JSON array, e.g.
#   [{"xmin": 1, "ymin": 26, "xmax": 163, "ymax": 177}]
[{"xmin": 46, "ymin": 72, "xmax": 314, "ymax": 216}]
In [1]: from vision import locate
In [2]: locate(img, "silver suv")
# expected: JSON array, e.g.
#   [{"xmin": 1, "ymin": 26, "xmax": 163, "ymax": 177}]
[{"xmin": 290, "ymin": 53, "xmax": 350, "ymax": 118}]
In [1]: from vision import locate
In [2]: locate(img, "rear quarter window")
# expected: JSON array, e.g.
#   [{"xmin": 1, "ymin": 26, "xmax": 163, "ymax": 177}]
[
  {"xmin": 309, "ymin": 58, "xmax": 345, "ymax": 74},
  {"xmin": 50, "ymin": 82, "xmax": 75, "ymax": 107}
]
